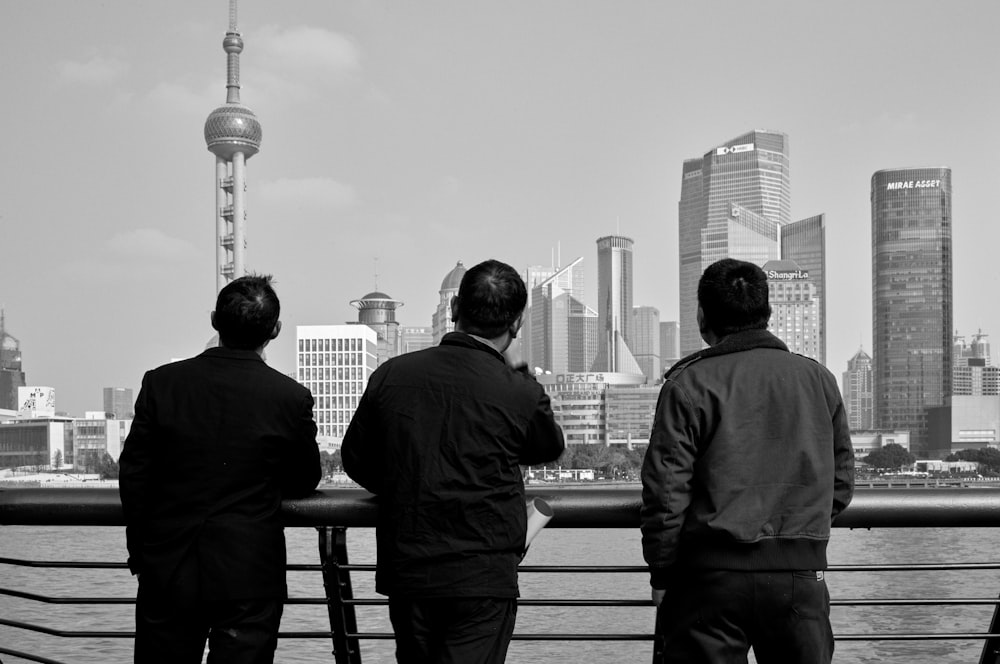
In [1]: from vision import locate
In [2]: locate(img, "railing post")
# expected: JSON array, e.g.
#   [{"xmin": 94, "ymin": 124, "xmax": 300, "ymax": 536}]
[
  {"xmin": 652, "ymin": 605, "xmax": 664, "ymax": 664},
  {"xmin": 318, "ymin": 526, "xmax": 362, "ymax": 664},
  {"xmin": 980, "ymin": 592, "xmax": 1000, "ymax": 664}
]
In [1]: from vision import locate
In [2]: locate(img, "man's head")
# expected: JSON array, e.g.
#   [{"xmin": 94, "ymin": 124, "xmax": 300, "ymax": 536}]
[
  {"xmin": 451, "ymin": 259, "xmax": 527, "ymax": 340},
  {"xmin": 211, "ymin": 274, "xmax": 282, "ymax": 351},
  {"xmin": 697, "ymin": 258, "xmax": 771, "ymax": 343}
]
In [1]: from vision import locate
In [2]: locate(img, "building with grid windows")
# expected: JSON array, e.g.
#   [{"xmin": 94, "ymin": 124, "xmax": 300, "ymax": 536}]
[
  {"xmin": 605, "ymin": 385, "xmax": 660, "ymax": 446},
  {"xmin": 763, "ymin": 259, "xmax": 821, "ymax": 361},
  {"xmin": 659, "ymin": 321, "xmax": 680, "ymax": 376},
  {"xmin": 843, "ymin": 348, "xmax": 875, "ymax": 431},
  {"xmin": 677, "ymin": 130, "xmax": 789, "ymax": 357},
  {"xmin": 296, "ymin": 325, "xmax": 378, "ymax": 450},
  {"xmin": 632, "ymin": 306, "xmax": 660, "ymax": 384},
  {"xmin": 529, "ymin": 257, "xmax": 597, "ymax": 374},
  {"xmin": 871, "ymin": 167, "xmax": 952, "ymax": 454},
  {"xmin": 537, "ymin": 372, "xmax": 646, "ymax": 446},
  {"xmin": 103, "ymin": 387, "xmax": 134, "ymax": 420},
  {"xmin": 400, "ymin": 327, "xmax": 434, "ymax": 354},
  {"xmin": 0, "ymin": 311, "xmax": 25, "ymax": 412},
  {"xmin": 781, "ymin": 214, "xmax": 827, "ymax": 364}
]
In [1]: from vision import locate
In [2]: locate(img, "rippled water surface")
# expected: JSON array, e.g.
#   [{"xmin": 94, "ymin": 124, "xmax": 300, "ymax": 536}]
[{"xmin": 2, "ymin": 519, "xmax": 1000, "ymax": 662}]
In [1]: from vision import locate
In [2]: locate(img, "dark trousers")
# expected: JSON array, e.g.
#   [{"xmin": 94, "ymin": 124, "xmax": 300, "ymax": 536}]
[
  {"xmin": 134, "ymin": 569, "xmax": 283, "ymax": 664},
  {"xmin": 388, "ymin": 596, "xmax": 517, "ymax": 664},
  {"xmin": 656, "ymin": 569, "xmax": 834, "ymax": 664}
]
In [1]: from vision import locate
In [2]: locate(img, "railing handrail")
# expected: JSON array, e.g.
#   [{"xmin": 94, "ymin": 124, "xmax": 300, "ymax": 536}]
[{"xmin": 5, "ymin": 486, "xmax": 1000, "ymax": 528}]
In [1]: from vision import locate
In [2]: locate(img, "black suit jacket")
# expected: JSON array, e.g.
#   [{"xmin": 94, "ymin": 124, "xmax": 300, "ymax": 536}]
[{"xmin": 119, "ymin": 347, "xmax": 320, "ymax": 600}]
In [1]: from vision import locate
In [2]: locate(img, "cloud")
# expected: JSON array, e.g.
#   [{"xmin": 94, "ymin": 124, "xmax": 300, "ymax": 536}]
[
  {"xmin": 55, "ymin": 56, "xmax": 128, "ymax": 85},
  {"xmin": 147, "ymin": 81, "xmax": 220, "ymax": 116},
  {"xmin": 106, "ymin": 228, "xmax": 198, "ymax": 262},
  {"xmin": 256, "ymin": 26, "xmax": 361, "ymax": 74},
  {"xmin": 260, "ymin": 177, "xmax": 357, "ymax": 209}
]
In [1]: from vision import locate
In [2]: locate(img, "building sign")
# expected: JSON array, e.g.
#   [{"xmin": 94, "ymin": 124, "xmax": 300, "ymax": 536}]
[
  {"xmin": 716, "ymin": 143, "xmax": 754, "ymax": 156},
  {"xmin": 18, "ymin": 386, "xmax": 55, "ymax": 418},
  {"xmin": 766, "ymin": 269, "xmax": 809, "ymax": 280},
  {"xmin": 538, "ymin": 372, "xmax": 647, "ymax": 388},
  {"xmin": 886, "ymin": 180, "xmax": 942, "ymax": 191}
]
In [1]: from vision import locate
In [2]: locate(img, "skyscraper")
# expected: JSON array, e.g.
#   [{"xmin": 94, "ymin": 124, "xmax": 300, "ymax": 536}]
[
  {"xmin": 678, "ymin": 130, "xmax": 789, "ymax": 356},
  {"xmin": 781, "ymin": 214, "xmax": 826, "ymax": 364},
  {"xmin": 763, "ymin": 258, "xmax": 821, "ymax": 361},
  {"xmin": 0, "ymin": 311, "xmax": 25, "ymax": 412},
  {"xmin": 591, "ymin": 235, "xmax": 641, "ymax": 374},
  {"xmin": 659, "ymin": 321, "xmax": 680, "ymax": 375},
  {"xmin": 529, "ymin": 257, "xmax": 594, "ymax": 374},
  {"xmin": 842, "ymin": 348, "xmax": 874, "ymax": 431},
  {"xmin": 871, "ymin": 167, "xmax": 953, "ymax": 453},
  {"xmin": 204, "ymin": 0, "xmax": 262, "ymax": 293},
  {"xmin": 102, "ymin": 387, "xmax": 134, "ymax": 420},
  {"xmin": 350, "ymin": 291, "xmax": 403, "ymax": 366},
  {"xmin": 632, "ymin": 306, "xmax": 661, "ymax": 384},
  {"xmin": 432, "ymin": 261, "xmax": 466, "ymax": 344}
]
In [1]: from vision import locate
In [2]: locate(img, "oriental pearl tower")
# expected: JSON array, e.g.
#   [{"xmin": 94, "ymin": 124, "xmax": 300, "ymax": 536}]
[{"xmin": 204, "ymin": 0, "xmax": 262, "ymax": 293}]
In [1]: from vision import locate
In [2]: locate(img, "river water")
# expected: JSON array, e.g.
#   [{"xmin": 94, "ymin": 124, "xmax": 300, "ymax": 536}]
[{"xmin": 2, "ymin": 522, "xmax": 1000, "ymax": 663}]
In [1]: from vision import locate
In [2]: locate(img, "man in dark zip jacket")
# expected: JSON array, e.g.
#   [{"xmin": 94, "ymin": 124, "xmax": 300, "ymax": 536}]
[
  {"xmin": 641, "ymin": 258, "xmax": 854, "ymax": 664},
  {"xmin": 343, "ymin": 258, "xmax": 565, "ymax": 664}
]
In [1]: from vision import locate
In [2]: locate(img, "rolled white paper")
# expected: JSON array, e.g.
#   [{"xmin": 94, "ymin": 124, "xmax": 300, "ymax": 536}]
[{"xmin": 525, "ymin": 497, "xmax": 554, "ymax": 549}]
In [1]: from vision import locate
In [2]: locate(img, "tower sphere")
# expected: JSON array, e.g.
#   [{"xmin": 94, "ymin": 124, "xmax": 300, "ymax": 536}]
[
  {"xmin": 223, "ymin": 32, "xmax": 244, "ymax": 54},
  {"xmin": 204, "ymin": 104, "xmax": 262, "ymax": 159}
]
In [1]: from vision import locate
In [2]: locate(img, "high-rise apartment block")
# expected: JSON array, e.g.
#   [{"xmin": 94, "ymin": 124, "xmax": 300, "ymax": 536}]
[
  {"xmin": 871, "ymin": 167, "xmax": 952, "ymax": 453},
  {"xmin": 591, "ymin": 236, "xmax": 641, "ymax": 374},
  {"xmin": 432, "ymin": 262, "xmax": 466, "ymax": 344},
  {"xmin": 842, "ymin": 348, "xmax": 874, "ymax": 431},
  {"xmin": 763, "ymin": 259, "xmax": 821, "ymax": 361},
  {"xmin": 296, "ymin": 325, "xmax": 378, "ymax": 449},
  {"xmin": 954, "ymin": 330, "xmax": 991, "ymax": 366},
  {"xmin": 632, "ymin": 306, "xmax": 661, "ymax": 384},
  {"xmin": 781, "ymin": 214, "xmax": 826, "ymax": 364},
  {"xmin": 678, "ymin": 130, "xmax": 789, "ymax": 357},
  {"xmin": 0, "ymin": 311, "xmax": 25, "ymax": 412},
  {"xmin": 102, "ymin": 387, "xmax": 134, "ymax": 420}
]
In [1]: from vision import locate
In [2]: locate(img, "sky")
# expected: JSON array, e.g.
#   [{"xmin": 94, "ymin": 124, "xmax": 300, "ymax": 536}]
[{"xmin": 2, "ymin": 1, "xmax": 999, "ymax": 416}]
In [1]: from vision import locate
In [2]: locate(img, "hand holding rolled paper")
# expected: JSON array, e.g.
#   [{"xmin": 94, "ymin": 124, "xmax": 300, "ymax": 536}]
[{"xmin": 524, "ymin": 498, "xmax": 554, "ymax": 556}]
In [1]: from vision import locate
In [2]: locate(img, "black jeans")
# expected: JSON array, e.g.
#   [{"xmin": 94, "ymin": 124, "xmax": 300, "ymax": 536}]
[
  {"xmin": 388, "ymin": 596, "xmax": 517, "ymax": 664},
  {"xmin": 656, "ymin": 569, "xmax": 834, "ymax": 664},
  {"xmin": 134, "ymin": 569, "xmax": 283, "ymax": 664}
]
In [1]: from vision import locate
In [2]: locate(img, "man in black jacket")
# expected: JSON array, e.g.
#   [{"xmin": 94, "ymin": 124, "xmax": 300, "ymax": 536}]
[
  {"xmin": 343, "ymin": 258, "xmax": 565, "ymax": 664},
  {"xmin": 641, "ymin": 259, "xmax": 854, "ymax": 664},
  {"xmin": 119, "ymin": 274, "xmax": 321, "ymax": 664}
]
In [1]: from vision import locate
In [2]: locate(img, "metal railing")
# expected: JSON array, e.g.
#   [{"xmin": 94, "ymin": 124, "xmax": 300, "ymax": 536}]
[{"xmin": 2, "ymin": 487, "xmax": 1000, "ymax": 663}]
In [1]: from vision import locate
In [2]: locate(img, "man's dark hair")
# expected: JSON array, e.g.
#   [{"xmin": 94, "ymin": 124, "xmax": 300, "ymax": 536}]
[
  {"xmin": 454, "ymin": 259, "xmax": 527, "ymax": 339},
  {"xmin": 212, "ymin": 274, "xmax": 281, "ymax": 350},
  {"xmin": 697, "ymin": 258, "xmax": 771, "ymax": 337}
]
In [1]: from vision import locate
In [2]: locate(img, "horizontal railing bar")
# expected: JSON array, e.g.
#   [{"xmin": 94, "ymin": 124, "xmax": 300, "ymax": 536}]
[
  {"xmin": 0, "ymin": 556, "xmax": 126, "ymax": 569},
  {"xmin": 0, "ymin": 587, "xmax": 133, "ymax": 604},
  {"xmin": 0, "ymin": 645, "xmax": 65, "ymax": 664},
  {"xmin": 8, "ymin": 487, "xmax": 1000, "ymax": 528}
]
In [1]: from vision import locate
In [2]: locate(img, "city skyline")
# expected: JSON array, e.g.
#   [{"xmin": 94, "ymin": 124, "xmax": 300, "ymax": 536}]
[{"xmin": 2, "ymin": 2, "xmax": 999, "ymax": 415}]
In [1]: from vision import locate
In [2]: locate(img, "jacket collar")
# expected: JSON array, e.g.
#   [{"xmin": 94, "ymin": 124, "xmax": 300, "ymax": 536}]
[
  {"xmin": 440, "ymin": 331, "xmax": 505, "ymax": 363},
  {"xmin": 665, "ymin": 329, "xmax": 787, "ymax": 381},
  {"xmin": 199, "ymin": 346, "xmax": 265, "ymax": 362}
]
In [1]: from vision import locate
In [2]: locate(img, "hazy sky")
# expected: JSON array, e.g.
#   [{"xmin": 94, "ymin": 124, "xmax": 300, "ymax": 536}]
[{"xmin": 2, "ymin": 1, "xmax": 998, "ymax": 416}]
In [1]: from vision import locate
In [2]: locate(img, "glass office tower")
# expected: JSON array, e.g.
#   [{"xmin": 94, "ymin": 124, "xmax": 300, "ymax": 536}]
[
  {"xmin": 871, "ymin": 167, "xmax": 952, "ymax": 454},
  {"xmin": 678, "ymin": 130, "xmax": 789, "ymax": 356}
]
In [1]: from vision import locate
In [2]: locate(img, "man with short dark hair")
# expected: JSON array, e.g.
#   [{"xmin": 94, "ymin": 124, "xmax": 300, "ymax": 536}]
[
  {"xmin": 641, "ymin": 258, "xmax": 854, "ymax": 664},
  {"xmin": 120, "ymin": 274, "xmax": 321, "ymax": 664},
  {"xmin": 343, "ymin": 258, "xmax": 565, "ymax": 664}
]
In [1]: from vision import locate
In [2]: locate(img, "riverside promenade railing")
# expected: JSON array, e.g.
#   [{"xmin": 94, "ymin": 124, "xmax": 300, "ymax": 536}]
[{"xmin": 3, "ymin": 487, "xmax": 1000, "ymax": 663}]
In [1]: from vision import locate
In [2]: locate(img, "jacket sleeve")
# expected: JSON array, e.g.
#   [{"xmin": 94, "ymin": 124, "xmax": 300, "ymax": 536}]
[
  {"xmin": 519, "ymin": 386, "xmax": 565, "ymax": 467},
  {"xmin": 279, "ymin": 390, "xmax": 322, "ymax": 498},
  {"xmin": 342, "ymin": 382, "xmax": 385, "ymax": 494},
  {"xmin": 830, "ymin": 397, "xmax": 855, "ymax": 522},
  {"xmin": 640, "ymin": 381, "xmax": 698, "ymax": 589},
  {"xmin": 118, "ymin": 371, "xmax": 155, "ymax": 575}
]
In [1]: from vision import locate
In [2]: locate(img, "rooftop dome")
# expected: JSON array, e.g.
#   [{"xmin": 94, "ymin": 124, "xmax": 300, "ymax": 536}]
[
  {"xmin": 359, "ymin": 291, "xmax": 392, "ymax": 300},
  {"xmin": 440, "ymin": 261, "xmax": 466, "ymax": 292},
  {"xmin": 204, "ymin": 103, "xmax": 262, "ymax": 159}
]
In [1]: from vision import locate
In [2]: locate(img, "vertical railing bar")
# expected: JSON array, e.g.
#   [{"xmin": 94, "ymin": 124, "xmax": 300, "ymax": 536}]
[
  {"xmin": 318, "ymin": 526, "xmax": 362, "ymax": 664},
  {"xmin": 980, "ymin": 592, "xmax": 1000, "ymax": 664}
]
